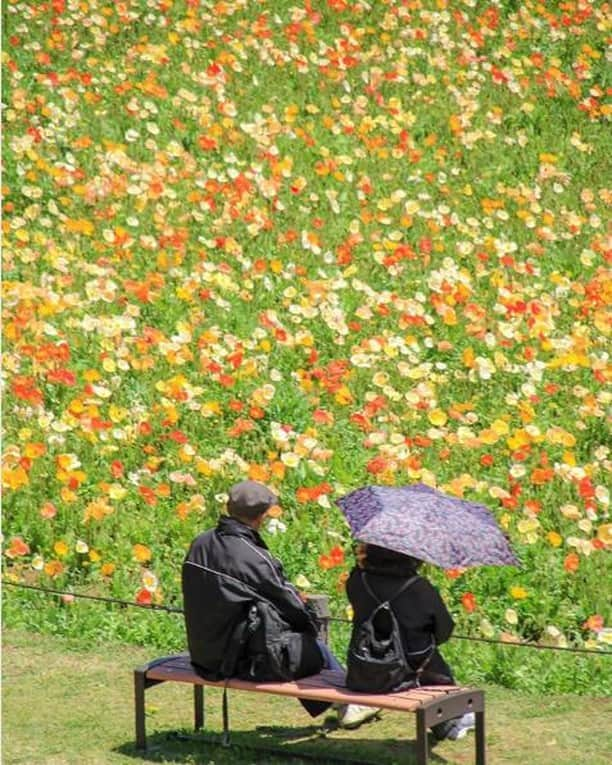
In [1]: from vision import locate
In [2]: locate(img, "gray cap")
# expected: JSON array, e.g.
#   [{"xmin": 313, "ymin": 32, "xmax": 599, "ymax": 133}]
[{"xmin": 227, "ymin": 480, "xmax": 278, "ymax": 519}]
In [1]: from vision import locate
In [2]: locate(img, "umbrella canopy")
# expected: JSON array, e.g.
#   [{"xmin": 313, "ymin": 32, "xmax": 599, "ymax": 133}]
[{"xmin": 336, "ymin": 484, "xmax": 519, "ymax": 569}]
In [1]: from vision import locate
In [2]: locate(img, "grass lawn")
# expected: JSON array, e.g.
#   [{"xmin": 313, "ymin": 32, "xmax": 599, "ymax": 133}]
[{"xmin": 2, "ymin": 630, "xmax": 610, "ymax": 765}]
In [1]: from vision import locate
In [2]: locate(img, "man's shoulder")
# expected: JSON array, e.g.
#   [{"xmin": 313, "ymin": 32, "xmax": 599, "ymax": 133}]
[
  {"xmin": 185, "ymin": 525, "xmax": 256, "ymax": 563},
  {"xmin": 184, "ymin": 528, "xmax": 217, "ymax": 560},
  {"xmin": 191, "ymin": 527, "xmax": 216, "ymax": 547}
]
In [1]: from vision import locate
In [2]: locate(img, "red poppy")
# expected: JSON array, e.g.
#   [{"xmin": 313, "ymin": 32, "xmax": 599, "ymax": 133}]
[
  {"xmin": 461, "ymin": 592, "xmax": 477, "ymax": 613},
  {"xmin": 318, "ymin": 545, "xmax": 345, "ymax": 570},
  {"xmin": 139, "ymin": 486, "xmax": 157, "ymax": 507},
  {"xmin": 5, "ymin": 537, "xmax": 30, "ymax": 558},
  {"xmin": 366, "ymin": 456, "xmax": 389, "ymax": 475},
  {"xmin": 11, "ymin": 376, "xmax": 43, "ymax": 405},
  {"xmin": 318, "ymin": 554, "xmax": 333, "ymax": 570},
  {"xmin": 198, "ymin": 135, "xmax": 218, "ymax": 151},
  {"xmin": 530, "ymin": 468, "xmax": 554, "ymax": 485},
  {"xmin": 445, "ymin": 568, "xmax": 464, "ymax": 580},
  {"xmin": 312, "ymin": 409, "xmax": 334, "ymax": 425},
  {"xmin": 563, "ymin": 553, "xmax": 580, "ymax": 573},
  {"xmin": 136, "ymin": 588, "xmax": 152, "ymax": 605},
  {"xmin": 524, "ymin": 500, "xmax": 542, "ymax": 515},
  {"xmin": 578, "ymin": 477, "xmax": 595, "ymax": 500},
  {"xmin": 228, "ymin": 419, "xmax": 255, "ymax": 438},
  {"xmin": 582, "ymin": 614, "xmax": 604, "ymax": 632}
]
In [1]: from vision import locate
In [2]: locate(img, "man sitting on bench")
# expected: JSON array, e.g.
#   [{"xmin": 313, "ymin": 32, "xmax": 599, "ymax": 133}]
[{"xmin": 182, "ymin": 479, "xmax": 379, "ymax": 729}]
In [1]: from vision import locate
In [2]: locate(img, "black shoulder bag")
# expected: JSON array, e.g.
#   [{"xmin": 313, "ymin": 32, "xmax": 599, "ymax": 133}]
[{"xmin": 346, "ymin": 571, "xmax": 431, "ymax": 693}]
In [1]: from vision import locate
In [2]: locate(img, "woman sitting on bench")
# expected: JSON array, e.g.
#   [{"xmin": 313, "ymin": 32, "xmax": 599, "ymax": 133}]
[{"xmin": 346, "ymin": 543, "xmax": 476, "ymax": 742}]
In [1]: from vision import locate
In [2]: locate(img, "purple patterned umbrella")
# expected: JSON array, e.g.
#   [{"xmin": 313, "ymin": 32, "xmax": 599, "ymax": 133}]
[{"xmin": 336, "ymin": 484, "xmax": 518, "ymax": 569}]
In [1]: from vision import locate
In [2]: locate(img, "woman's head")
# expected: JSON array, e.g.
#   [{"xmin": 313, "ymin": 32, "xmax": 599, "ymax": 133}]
[{"xmin": 356, "ymin": 543, "xmax": 423, "ymax": 575}]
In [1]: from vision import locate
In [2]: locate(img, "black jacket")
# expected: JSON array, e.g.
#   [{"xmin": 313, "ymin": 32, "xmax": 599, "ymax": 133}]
[
  {"xmin": 182, "ymin": 516, "xmax": 321, "ymax": 678},
  {"xmin": 346, "ymin": 565, "xmax": 455, "ymax": 679}
]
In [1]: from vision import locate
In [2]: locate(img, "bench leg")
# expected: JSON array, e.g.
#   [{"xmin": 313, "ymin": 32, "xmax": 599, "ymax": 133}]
[
  {"xmin": 194, "ymin": 684, "xmax": 204, "ymax": 731},
  {"xmin": 475, "ymin": 710, "xmax": 486, "ymax": 765},
  {"xmin": 222, "ymin": 685, "xmax": 231, "ymax": 747},
  {"xmin": 415, "ymin": 709, "xmax": 429, "ymax": 765},
  {"xmin": 134, "ymin": 670, "xmax": 147, "ymax": 750}
]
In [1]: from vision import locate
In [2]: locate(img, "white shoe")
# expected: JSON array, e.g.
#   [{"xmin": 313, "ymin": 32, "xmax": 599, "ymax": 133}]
[
  {"xmin": 337, "ymin": 703, "xmax": 381, "ymax": 729},
  {"xmin": 446, "ymin": 712, "xmax": 476, "ymax": 741}
]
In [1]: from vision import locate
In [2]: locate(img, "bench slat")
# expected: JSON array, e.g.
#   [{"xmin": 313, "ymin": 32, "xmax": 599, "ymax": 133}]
[{"xmin": 145, "ymin": 657, "xmax": 475, "ymax": 714}]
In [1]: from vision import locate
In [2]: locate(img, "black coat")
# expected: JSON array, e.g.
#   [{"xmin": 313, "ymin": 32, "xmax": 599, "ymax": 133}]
[
  {"xmin": 182, "ymin": 516, "xmax": 321, "ymax": 678},
  {"xmin": 346, "ymin": 565, "xmax": 455, "ymax": 680}
]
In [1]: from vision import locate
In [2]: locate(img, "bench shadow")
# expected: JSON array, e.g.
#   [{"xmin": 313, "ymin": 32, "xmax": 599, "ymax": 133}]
[{"xmin": 115, "ymin": 723, "xmax": 451, "ymax": 765}]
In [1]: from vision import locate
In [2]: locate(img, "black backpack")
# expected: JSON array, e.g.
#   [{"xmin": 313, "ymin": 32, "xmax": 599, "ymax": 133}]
[
  {"xmin": 221, "ymin": 600, "xmax": 323, "ymax": 682},
  {"xmin": 346, "ymin": 571, "xmax": 426, "ymax": 693},
  {"xmin": 215, "ymin": 600, "xmax": 323, "ymax": 748}
]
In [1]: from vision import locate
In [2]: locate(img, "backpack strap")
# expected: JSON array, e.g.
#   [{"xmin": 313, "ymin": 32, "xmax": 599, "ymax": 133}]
[
  {"xmin": 413, "ymin": 639, "xmax": 436, "ymax": 687},
  {"xmin": 218, "ymin": 602, "xmax": 260, "ymax": 679},
  {"xmin": 361, "ymin": 570, "xmax": 420, "ymax": 607}
]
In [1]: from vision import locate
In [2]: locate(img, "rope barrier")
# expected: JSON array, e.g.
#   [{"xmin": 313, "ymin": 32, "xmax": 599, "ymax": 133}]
[
  {"xmin": 326, "ymin": 615, "xmax": 612, "ymax": 655},
  {"xmin": 2, "ymin": 580, "xmax": 183, "ymax": 613},
  {"xmin": 4, "ymin": 579, "xmax": 611, "ymax": 656}
]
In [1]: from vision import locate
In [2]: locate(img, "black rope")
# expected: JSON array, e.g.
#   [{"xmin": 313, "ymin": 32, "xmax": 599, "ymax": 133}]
[
  {"xmin": 4, "ymin": 580, "xmax": 611, "ymax": 656},
  {"xmin": 434, "ymin": 632, "xmax": 610, "ymax": 655},
  {"xmin": 327, "ymin": 615, "xmax": 612, "ymax": 655},
  {"xmin": 329, "ymin": 616, "xmax": 612, "ymax": 656},
  {"xmin": 2, "ymin": 580, "xmax": 183, "ymax": 613}
]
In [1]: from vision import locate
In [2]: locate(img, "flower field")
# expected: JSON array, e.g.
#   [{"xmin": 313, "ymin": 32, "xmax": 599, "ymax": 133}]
[{"xmin": 2, "ymin": 0, "xmax": 611, "ymax": 681}]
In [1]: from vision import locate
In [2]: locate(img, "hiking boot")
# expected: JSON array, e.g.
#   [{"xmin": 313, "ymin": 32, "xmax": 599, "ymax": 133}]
[{"xmin": 336, "ymin": 704, "xmax": 381, "ymax": 729}]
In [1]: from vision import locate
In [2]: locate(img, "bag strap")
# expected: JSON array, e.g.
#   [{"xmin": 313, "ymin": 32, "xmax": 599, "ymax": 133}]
[
  {"xmin": 361, "ymin": 570, "xmax": 420, "ymax": 608},
  {"xmin": 219, "ymin": 602, "xmax": 260, "ymax": 679},
  {"xmin": 413, "ymin": 641, "xmax": 436, "ymax": 687}
]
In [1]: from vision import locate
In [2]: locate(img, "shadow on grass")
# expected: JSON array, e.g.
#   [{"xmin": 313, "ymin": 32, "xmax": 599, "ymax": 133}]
[{"xmin": 115, "ymin": 724, "xmax": 451, "ymax": 765}]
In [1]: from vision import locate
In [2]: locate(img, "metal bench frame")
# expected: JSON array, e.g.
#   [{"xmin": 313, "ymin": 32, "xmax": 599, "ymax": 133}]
[{"xmin": 134, "ymin": 653, "xmax": 485, "ymax": 765}]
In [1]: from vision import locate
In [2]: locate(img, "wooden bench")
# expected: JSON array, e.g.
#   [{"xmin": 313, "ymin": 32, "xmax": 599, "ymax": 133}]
[{"xmin": 134, "ymin": 653, "xmax": 485, "ymax": 764}]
